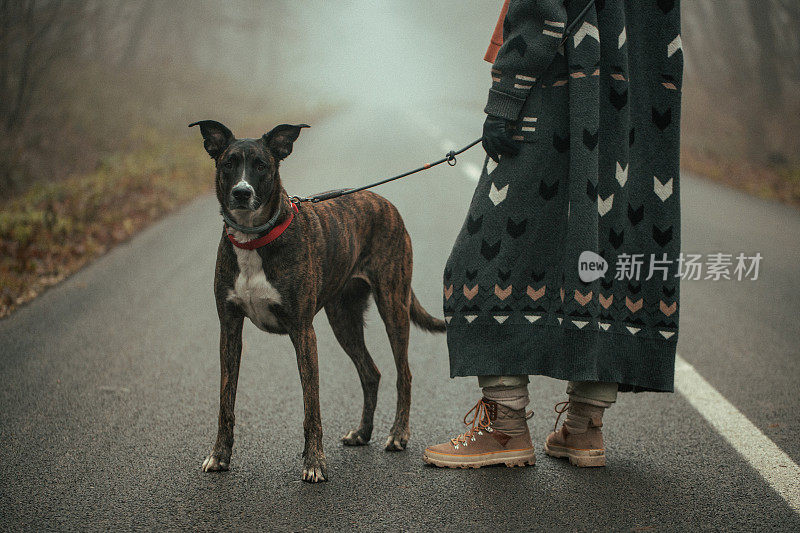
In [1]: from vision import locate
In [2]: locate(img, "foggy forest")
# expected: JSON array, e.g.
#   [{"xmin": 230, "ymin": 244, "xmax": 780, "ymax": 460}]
[{"xmin": 1, "ymin": 1, "xmax": 798, "ymax": 191}]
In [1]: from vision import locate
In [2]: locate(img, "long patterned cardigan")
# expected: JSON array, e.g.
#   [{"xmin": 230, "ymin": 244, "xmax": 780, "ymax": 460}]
[{"xmin": 443, "ymin": 0, "xmax": 683, "ymax": 392}]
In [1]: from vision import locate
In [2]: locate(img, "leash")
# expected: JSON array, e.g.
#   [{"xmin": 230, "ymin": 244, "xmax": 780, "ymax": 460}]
[
  {"xmin": 289, "ymin": 138, "xmax": 482, "ymax": 204},
  {"xmin": 290, "ymin": 0, "xmax": 594, "ymax": 205},
  {"xmin": 226, "ymin": 0, "xmax": 596, "ymax": 234},
  {"xmin": 222, "ymin": 137, "xmax": 481, "ymax": 240}
]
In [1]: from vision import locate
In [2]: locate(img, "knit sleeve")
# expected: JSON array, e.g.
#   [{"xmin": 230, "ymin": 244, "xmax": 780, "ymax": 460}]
[{"xmin": 484, "ymin": 0, "xmax": 567, "ymax": 120}]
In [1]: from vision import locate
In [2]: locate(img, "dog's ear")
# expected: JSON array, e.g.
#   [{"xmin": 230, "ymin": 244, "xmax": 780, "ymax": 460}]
[
  {"xmin": 262, "ymin": 124, "xmax": 309, "ymax": 161},
  {"xmin": 188, "ymin": 120, "xmax": 234, "ymax": 159}
]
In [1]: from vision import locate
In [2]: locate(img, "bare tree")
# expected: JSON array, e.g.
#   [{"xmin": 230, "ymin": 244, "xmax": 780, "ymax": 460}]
[
  {"xmin": 0, "ymin": 0, "xmax": 87, "ymax": 132},
  {"xmin": 748, "ymin": 1, "xmax": 783, "ymax": 108},
  {"xmin": 118, "ymin": 0, "xmax": 156, "ymax": 67}
]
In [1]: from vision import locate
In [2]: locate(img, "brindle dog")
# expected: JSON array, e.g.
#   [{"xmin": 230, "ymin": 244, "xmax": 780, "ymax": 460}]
[{"xmin": 190, "ymin": 120, "xmax": 445, "ymax": 482}]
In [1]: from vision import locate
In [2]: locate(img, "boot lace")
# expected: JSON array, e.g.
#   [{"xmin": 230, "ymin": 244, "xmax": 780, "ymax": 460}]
[
  {"xmin": 450, "ymin": 398, "xmax": 494, "ymax": 449},
  {"xmin": 553, "ymin": 400, "xmax": 570, "ymax": 432}
]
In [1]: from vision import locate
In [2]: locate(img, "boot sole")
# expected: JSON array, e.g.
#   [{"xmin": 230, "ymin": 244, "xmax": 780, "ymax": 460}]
[
  {"xmin": 423, "ymin": 448, "xmax": 536, "ymax": 469},
  {"xmin": 543, "ymin": 442, "xmax": 605, "ymax": 467}
]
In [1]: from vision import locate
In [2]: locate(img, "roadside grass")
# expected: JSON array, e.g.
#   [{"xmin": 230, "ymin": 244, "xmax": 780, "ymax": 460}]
[
  {"xmin": 681, "ymin": 148, "xmax": 800, "ymax": 208},
  {"xmin": 0, "ymin": 44, "xmax": 337, "ymax": 320},
  {"xmin": 0, "ymin": 127, "xmax": 212, "ymax": 317},
  {"xmin": 681, "ymin": 81, "xmax": 800, "ymax": 209}
]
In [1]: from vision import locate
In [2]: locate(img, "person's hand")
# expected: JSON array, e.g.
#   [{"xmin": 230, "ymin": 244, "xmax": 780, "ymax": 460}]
[{"xmin": 482, "ymin": 115, "xmax": 520, "ymax": 163}]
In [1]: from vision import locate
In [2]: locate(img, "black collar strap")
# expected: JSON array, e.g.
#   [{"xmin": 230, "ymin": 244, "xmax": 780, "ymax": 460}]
[{"xmin": 221, "ymin": 201, "xmax": 296, "ymax": 234}]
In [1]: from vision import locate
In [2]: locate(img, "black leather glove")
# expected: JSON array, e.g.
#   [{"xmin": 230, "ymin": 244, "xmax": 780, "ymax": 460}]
[{"xmin": 482, "ymin": 115, "xmax": 520, "ymax": 163}]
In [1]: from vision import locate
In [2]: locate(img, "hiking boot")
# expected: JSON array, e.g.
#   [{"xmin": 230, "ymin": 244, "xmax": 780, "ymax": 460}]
[
  {"xmin": 423, "ymin": 397, "xmax": 535, "ymax": 468},
  {"xmin": 544, "ymin": 399, "xmax": 607, "ymax": 467}
]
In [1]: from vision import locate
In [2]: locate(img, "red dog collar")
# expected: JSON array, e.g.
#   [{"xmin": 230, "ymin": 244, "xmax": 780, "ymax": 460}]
[{"xmin": 226, "ymin": 202, "xmax": 298, "ymax": 250}]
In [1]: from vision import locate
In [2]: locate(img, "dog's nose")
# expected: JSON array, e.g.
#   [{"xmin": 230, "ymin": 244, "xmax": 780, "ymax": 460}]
[{"xmin": 231, "ymin": 186, "xmax": 253, "ymax": 203}]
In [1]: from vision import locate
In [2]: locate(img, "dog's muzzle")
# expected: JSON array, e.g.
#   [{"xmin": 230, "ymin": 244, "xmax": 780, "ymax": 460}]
[{"xmin": 230, "ymin": 182, "xmax": 256, "ymax": 210}]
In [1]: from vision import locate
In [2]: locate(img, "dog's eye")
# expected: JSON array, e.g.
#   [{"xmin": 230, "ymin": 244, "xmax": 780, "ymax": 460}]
[
  {"xmin": 223, "ymin": 159, "xmax": 233, "ymax": 169},
  {"xmin": 257, "ymin": 162, "xmax": 266, "ymax": 172}
]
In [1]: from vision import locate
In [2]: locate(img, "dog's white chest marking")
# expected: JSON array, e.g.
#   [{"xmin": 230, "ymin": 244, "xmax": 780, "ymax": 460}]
[{"xmin": 227, "ymin": 246, "xmax": 282, "ymax": 331}]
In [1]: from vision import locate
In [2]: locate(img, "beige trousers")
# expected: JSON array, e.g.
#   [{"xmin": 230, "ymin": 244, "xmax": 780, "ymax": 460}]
[{"xmin": 478, "ymin": 375, "xmax": 619, "ymax": 404}]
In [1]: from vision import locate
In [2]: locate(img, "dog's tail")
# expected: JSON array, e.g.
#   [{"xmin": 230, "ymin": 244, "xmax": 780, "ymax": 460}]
[{"xmin": 409, "ymin": 290, "xmax": 447, "ymax": 333}]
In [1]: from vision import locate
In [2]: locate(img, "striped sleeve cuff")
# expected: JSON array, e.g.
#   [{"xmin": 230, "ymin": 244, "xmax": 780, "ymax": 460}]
[{"xmin": 484, "ymin": 88, "xmax": 526, "ymax": 121}]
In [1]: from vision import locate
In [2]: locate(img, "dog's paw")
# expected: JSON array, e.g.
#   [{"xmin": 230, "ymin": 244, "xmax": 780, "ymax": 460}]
[
  {"xmin": 384, "ymin": 434, "xmax": 409, "ymax": 452},
  {"xmin": 202, "ymin": 453, "xmax": 229, "ymax": 472},
  {"xmin": 342, "ymin": 428, "xmax": 370, "ymax": 446},
  {"xmin": 301, "ymin": 457, "xmax": 328, "ymax": 483}
]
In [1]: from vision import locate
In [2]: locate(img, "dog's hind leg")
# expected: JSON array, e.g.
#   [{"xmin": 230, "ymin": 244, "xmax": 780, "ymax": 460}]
[
  {"xmin": 325, "ymin": 278, "xmax": 381, "ymax": 446},
  {"xmin": 372, "ymin": 281, "xmax": 412, "ymax": 452}
]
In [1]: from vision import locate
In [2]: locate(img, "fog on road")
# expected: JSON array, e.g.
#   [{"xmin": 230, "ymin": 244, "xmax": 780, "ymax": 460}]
[{"xmin": 1, "ymin": 1, "xmax": 799, "ymax": 530}]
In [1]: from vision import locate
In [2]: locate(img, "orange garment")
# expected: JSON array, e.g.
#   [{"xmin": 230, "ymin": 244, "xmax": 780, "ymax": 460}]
[{"xmin": 484, "ymin": 0, "xmax": 510, "ymax": 64}]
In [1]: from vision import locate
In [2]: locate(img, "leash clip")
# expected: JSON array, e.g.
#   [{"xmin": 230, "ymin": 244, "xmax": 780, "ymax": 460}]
[{"xmin": 446, "ymin": 150, "xmax": 457, "ymax": 166}]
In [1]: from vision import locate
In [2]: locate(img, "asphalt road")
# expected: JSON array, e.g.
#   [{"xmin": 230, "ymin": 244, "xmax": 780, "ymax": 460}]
[
  {"xmin": 1, "ymin": 103, "xmax": 799, "ymax": 531},
  {"xmin": 3, "ymin": 2, "xmax": 800, "ymax": 530}
]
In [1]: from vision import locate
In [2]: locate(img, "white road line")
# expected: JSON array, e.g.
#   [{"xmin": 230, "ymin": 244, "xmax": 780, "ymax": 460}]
[{"xmin": 675, "ymin": 354, "xmax": 800, "ymax": 512}]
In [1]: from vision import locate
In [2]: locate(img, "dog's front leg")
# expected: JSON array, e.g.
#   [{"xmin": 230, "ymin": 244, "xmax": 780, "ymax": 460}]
[
  {"xmin": 202, "ymin": 308, "xmax": 244, "ymax": 472},
  {"xmin": 290, "ymin": 325, "xmax": 327, "ymax": 482}
]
